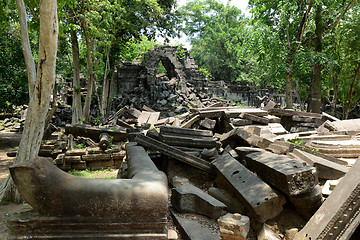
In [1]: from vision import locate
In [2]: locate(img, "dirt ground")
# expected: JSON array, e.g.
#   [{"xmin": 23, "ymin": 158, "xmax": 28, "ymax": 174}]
[{"xmin": 0, "ymin": 132, "xmax": 32, "ymax": 239}]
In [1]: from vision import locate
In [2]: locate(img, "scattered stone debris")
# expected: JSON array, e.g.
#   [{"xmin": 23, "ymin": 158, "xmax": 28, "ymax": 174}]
[{"xmin": 4, "ymin": 46, "xmax": 360, "ymax": 239}]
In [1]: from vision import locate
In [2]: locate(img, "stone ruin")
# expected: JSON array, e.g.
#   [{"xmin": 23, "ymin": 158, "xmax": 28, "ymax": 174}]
[
  {"xmin": 113, "ymin": 45, "xmax": 208, "ymax": 114},
  {"xmin": 112, "ymin": 45, "xmax": 283, "ymax": 116}
]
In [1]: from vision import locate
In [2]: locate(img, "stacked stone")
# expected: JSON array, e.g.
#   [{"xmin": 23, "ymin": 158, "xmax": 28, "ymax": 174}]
[{"xmin": 55, "ymin": 147, "xmax": 126, "ymax": 171}]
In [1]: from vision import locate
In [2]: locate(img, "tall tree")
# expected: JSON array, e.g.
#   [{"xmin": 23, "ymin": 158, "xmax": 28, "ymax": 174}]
[
  {"xmin": 249, "ymin": 0, "xmax": 359, "ymax": 111},
  {"xmin": 181, "ymin": 0, "xmax": 247, "ymax": 83},
  {"xmin": 0, "ymin": 0, "xmax": 58, "ymax": 201}
]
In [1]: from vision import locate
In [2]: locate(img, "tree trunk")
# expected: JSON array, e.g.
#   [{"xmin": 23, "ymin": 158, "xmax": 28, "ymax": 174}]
[
  {"xmin": 311, "ymin": 4, "xmax": 323, "ymax": 113},
  {"xmin": 344, "ymin": 64, "xmax": 360, "ymax": 119},
  {"xmin": 101, "ymin": 50, "xmax": 111, "ymax": 121},
  {"xmin": 81, "ymin": 23, "xmax": 94, "ymax": 123},
  {"xmin": 0, "ymin": 0, "xmax": 58, "ymax": 202},
  {"xmin": 285, "ymin": 64, "xmax": 293, "ymax": 109},
  {"xmin": 71, "ymin": 29, "xmax": 82, "ymax": 124},
  {"xmin": 330, "ymin": 64, "xmax": 341, "ymax": 116}
]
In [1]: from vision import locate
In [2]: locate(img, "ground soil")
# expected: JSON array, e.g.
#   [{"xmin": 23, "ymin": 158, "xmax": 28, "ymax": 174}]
[{"xmin": 0, "ymin": 132, "xmax": 31, "ymax": 240}]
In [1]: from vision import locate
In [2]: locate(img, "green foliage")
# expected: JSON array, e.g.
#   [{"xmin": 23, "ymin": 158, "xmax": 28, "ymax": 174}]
[
  {"xmin": 176, "ymin": 44, "xmax": 186, "ymax": 62},
  {"xmin": 0, "ymin": 25, "xmax": 29, "ymax": 112},
  {"xmin": 74, "ymin": 142, "xmax": 86, "ymax": 149},
  {"xmin": 68, "ymin": 168, "xmax": 116, "ymax": 179}
]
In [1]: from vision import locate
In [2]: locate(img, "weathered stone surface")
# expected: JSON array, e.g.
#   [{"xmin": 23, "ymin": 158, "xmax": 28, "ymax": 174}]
[
  {"xmin": 161, "ymin": 125, "xmax": 213, "ymax": 138},
  {"xmin": 65, "ymin": 124, "xmax": 127, "ymax": 141},
  {"xmin": 258, "ymin": 224, "xmax": 281, "ymax": 240},
  {"xmin": 7, "ymin": 211, "xmax": 167, "ymax": 240},
  {"xmin": 285, "ymin": 228, "xmax": 298, "ymax": 240},
  {"xmin": 10, "ymin": 144, "xmax": 168, "ymax": 218},
  {"xmin": 307, "ymin": 140, "xmax": 360, "ymax": 158},
  {"xmin": 199, "ymin": 118, "xmax": 217, "ymax": 130},
  {"xmin": 240, "ymin": 112, "xmax": 269, "ymax": 125},
  {"xmin": 218, "ymin": 213, "xmax": 250, "ymax": 240},
  {"xmin": 160, "ymin": 134, "xmax": 220, "ymax": 149},
  {"xmin": 170, "ymin": 210, "xmax": 221, "ymax": 240},
  {"xmin": 239, "ymin": 148, "xmax": 318, "ymax": 196},
  {"xmin": 208, "ymin": 187, "xmax": 246, "ymax": 214},
  {"xmin": 171, "ymin": 176, "xmax": 190, "ymax": 188},
  {"xmin": 212, "ymin": 154, "xmax": 286, "ymax": 223},
  {"xmin": 294, "ymin": 157, "xmax": 360, "ymax": 240},
  {"xmin": 290, "ymin": 148, "xmax": 348, "ymax": 180},
  {"xmin": 171, "ymin": 183, "xmax": 227, "ymax": 219},
  {"xmin": 232, "ymin": 118, "xmax": 252, "ymax": 126},
  {"xmin": 289, "ymin": 185, "xmax": 323, "ymax": 220},
  {"xmin": 181, "ymin": 114, "xmax": 201, "ymax": 129},
  {"xmin": 200, "ymin": 148, "xmax": 219, "ymax": 161},
  {"xmin": 134, "ymin": 134, "xmax": 214, "ymax": 174}
]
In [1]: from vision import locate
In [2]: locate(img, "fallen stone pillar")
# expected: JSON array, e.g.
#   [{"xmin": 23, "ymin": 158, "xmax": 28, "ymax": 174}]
[
  {"xmin": 294, "ymin": 157, "xmax": 360, "ymax": 240},
  {"xmin": 171, "ymin": 183, "xmax": 226, "ymax": 219},
  {"xmin": 159, "ymin": 134, "xmax": 220, "ymax": 149},
  {"xmin": 212, "ymin": 154, "xmax": 286, "ymax": 223},
  {"xmin": 290, "ymin": 148, "xmax": 348, "ymax": 180},
  {"xmin": 65, "ymin": 124, "xmax": 127, "ymax": 141},
  {"xmin": 160, "ymin": 125, "xmax": 213, "ymax": 138},
  {"xmin": 134, "ymin": 134, "xmax": 214, "ymax": 174},
  {"xmin": 8, "ymin": 144, "xmax": 168, "ymax": 239},
  {"xmin": 236, "ymin": 148, "xmax": 318, "ymax": 196}
]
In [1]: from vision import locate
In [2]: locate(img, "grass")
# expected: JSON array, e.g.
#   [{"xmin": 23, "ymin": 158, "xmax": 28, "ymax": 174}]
[{"xmin": 68, "ymin": 168, "xmax": 117, "ymax": 179}]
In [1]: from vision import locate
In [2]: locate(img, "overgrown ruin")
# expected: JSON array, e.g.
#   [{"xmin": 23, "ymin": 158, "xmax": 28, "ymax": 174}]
[{"xmin": 2, "ymin": 45, "xmax": 360, "ymax": 240}]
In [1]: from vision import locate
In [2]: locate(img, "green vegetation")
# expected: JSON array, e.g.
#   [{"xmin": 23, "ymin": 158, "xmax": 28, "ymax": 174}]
[
  {"xmin": 1, "ymin": 0, "xmax": 360, "ymax": 120},
  {"xmin": 68, "ymin": 168, "xmax": 116, "ymax": 179}
]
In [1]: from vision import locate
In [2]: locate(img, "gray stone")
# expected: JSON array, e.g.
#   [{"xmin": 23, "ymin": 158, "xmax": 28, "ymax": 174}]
[
  {"xmin": 171, "ymin": 183, "xmax": 227, "ymax": 219},
  {"xmin": 294, "ymin": 157, "xmax": 360, "ymax": 240},
  {"xmin": 208, "ymin": 187, "xmax": 246, "ymax": 214},
  {"xmin": 159, "ymin": 99, "xmax": 168, "ymax": 105},
  {"xmin": 290, "ymin": 148, "xmax": 348, "ymax": 180},
  {"xmin": 289, "ymin": 185, "xmax": 323, "ymax": 220},
  {"xmin": 240, "ymin": 149, "xmax": 318, "ymax": 196},
  {"xmin": 170, "ymin": 210, "xmax": 221, "ymax": 240},
  {"xmin": 285, "ymin": 228, "xmax": 298, "ymax": 240},
  {"xmin": 171, "ymin": 176, "xmax": 190, "ymax": 188},
  {"xmin": 199, "ymin": 118, "xmax": 217, "ymax": 130},
  {"xmin": 134, "ymin": 134, "xmax": 213, "ymax": 174},
  {"xmin": 212, "ymin": 154, "xmax": 286, "ymax": 223}
]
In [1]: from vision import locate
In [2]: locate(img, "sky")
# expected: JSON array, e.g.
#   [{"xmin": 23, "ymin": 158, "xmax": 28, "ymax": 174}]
[{"xmin": 157, "ymin": 0, "xmax": 250, "ymax": 49}]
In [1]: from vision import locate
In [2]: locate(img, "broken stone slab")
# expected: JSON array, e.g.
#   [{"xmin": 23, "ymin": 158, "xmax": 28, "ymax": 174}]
[
  {"xmin": 181, "ymin": 114, "xmax": 200, "ymax": 129},
  {"xmin": 264, "ymin": 115, "xmax": 281, "ymax": 124},
  {"xmin": 266, "ymin": 140, "xmax": 294, "ymax": 155},
  {"xmin": 160, "ymin": 125, "xmax": 213, "ymax": 138},
  {"xmin": 240, "ymin": 112, "xmax": 269, "ymax": 125},
  {"xmin": 258, "ymin": 224, "xmax": 281, "ymax": 240},
  {"xmin": 170, "ymin": 210, "xmax": 221, "ymax": 240},
  {"xmin": 220, "ymin": 128, "xmax": 272, "ymax": 150},
  {"xmin": 318, "ymin": 118, "xmax": 360, "ymax": 132},
  {"xmin": 289, "ymin": 185, "xmax": 323, "ymax": 220},
  {"xmin": 134, "ymin": 134, "xmax": 214, "ymax": 174},
  {"xmin": 294, "ymin": 157, "xmax": 360, "ymax": 240},
  {"xmin": 262, "ymin": 100, "xmax": 277, "ymax": 111},
  {"xmin": 126, "ymin": 107, "xmax": 141, "ymax": 119},
  {"xmin": 212, "ymin": 154, "xmax": 286, "ymax": 223},
  {"xmin": 232, "ymin": 118, "xmax": 252, "ymax": 126},
  {"xmin": 321, "ymin": 179, "xmax": 342, "ymax": 196},
  {"xmin": 200, "ymin": 148, "xmax": 219, "ymax": 161},
  {"xmin": 218, "ymin": 213, "xmax": 250, "ymax": 240},
  {"xmin": 159, "ymin": 134, "xmax": 221, "ymax": 149},
  {"xmin": 238, "ymin": 148, "xmax": 318, "ymax": 196},
  {"xmin": 171, "ymin": 183, "xmax": 227, "ymax": 219},
  {"xmin": 289, "ymin": 148, "xmax": 348, "ymax": 180},
  {"xmin": 199, "ymin": 118, "xmax": 216, "ymax": 130},
  {"xmin": 65, "ymin": 124, "xmax": 127, "ymax": 142},
  {"xmin": 307, "ymin": 140, "xmax": 360, "ymax": 158},
  {"xmin": 268, "ymin": 108, "xmax": 323, "ymax": 118},
  {"xmin": 208, "ymin": 187, "xmax": 246, "ymax": 214},
  {"xmin": 171, "ymin": 176, "xmax": 190, "ymax": 188}
]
